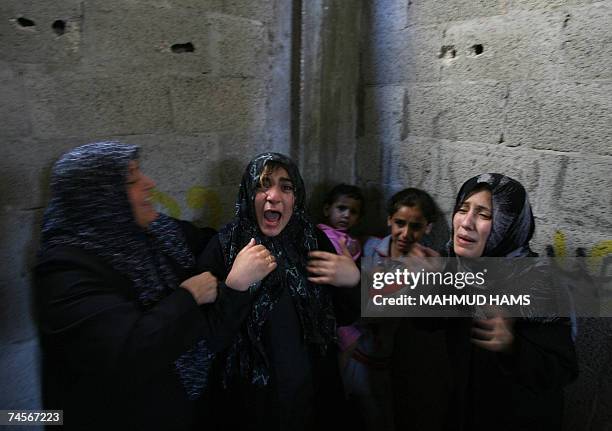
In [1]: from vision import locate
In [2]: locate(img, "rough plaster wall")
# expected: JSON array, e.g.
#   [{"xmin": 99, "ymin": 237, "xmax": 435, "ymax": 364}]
[
  {"xmin": 356, "ymin": 0, "xmax": 612, "ymax": 429},
  {"xmin": 0, "ymin": 0, "xmax": 291, "ymax": 413},
  {"xmin": 298, "ymin": 0, "xmax": 362, "ymax": 222}
]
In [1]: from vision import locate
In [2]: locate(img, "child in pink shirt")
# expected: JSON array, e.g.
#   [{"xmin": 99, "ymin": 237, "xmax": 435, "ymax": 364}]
[{"xmin": 317, "ymin": 184, "xmax": 364, "ymax": 352}]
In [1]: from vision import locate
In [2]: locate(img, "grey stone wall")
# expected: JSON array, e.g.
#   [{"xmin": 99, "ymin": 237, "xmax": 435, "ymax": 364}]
[
  {"xmin": 0, "ymin": 0, "xmax": 292, "ymax": 414},
  {"xmin": 355, "ymin": 0, "xmax": 612, "ymax": 429}
]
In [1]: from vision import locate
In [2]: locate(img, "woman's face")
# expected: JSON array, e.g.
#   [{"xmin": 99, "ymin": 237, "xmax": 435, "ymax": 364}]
[
  {"xmin": 452, "ymin": 189, "xmax": 493, "ymax": 257},
  {"xmin": 254, "ymin": 166, "xmax": 295, "ymax": 237},
  {"xmin": 387, "ymin": 205, "xmax": 429, "ymax": 257},
  {"xmin": 126, "ymin": 160, "xmax": 158, "ymax": 228}
]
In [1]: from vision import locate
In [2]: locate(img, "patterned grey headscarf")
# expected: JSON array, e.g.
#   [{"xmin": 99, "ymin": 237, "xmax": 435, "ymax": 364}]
[
  {"xmin": 217, "ymin": 152, "xmax": 337, "ymax": 386},
  {"xmin": 447, "ymin": 173, "xmax": 535, "ymax": 257},
  {"xmin": 40, "ymin": 141, "xmax": 210, "ymax": 398}
]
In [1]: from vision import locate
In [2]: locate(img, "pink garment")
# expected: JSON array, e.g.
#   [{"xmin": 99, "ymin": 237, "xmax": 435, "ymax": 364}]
[
  {"xmin": 317, "ymin": 223, "xmax": 363, "ymax": 350},
  {"xmin": 317, "ymin": 223, "xmax": 361, "ymax": 261}
]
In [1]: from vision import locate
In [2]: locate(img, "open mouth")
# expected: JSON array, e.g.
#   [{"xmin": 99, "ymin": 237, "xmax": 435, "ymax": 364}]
[
  {"xmin": 456, "ymin": 234, "xmax": 476, "ymax": 244},
  {"xmin": 264, "ymin": 210, "xmax": 282, "ymax": 224}
]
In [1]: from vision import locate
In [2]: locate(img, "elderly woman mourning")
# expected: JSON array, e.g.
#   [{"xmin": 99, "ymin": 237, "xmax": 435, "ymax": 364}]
[{"xmin": 34, "ymin": 142, "xmax": 269, "ymax": 430}]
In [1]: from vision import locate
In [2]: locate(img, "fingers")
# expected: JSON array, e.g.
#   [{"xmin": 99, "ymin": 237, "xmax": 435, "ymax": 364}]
[
  {"xmin": 470, "ymin": 338, "xmax": 495, "ymax": 350},
  {"xmin": 309, "ymin": 250, "xmax": 341, "ymax": 260},
  {"xmin": 238, "ymin": 238, "xmax": 256, "ymax": 255},
  {"xmin": 472, "ymin": 318, "xmax": 496, "ymax": 331},
  {"xmin": 308, "ymin": 275, "xmax": 332, "ymax": 284},
  {"xmin": 471, "ymin": 327, "xmax": 494, "ymax": 341}
]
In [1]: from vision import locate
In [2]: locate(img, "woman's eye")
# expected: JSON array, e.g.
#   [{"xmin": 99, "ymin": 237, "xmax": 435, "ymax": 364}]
[
  {"xmin": 457, "ymin": 207, "xmax": 468, "ymax": 214},
  {"xmin": 259, "ymin": 178, "xmax": 271, "ymax": 189},
  {"xmin": 282, "ymin": 184, "xmax": 294, "ymax": 192},
  {"xmin": 479, "ymin": 212, "xmax": 492, "ymax": 220}
]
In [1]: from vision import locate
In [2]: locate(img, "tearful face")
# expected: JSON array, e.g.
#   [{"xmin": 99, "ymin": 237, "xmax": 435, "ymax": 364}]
[{"xmin": 254, "ymin": 166, "xmax": 295, "ymax": 237}]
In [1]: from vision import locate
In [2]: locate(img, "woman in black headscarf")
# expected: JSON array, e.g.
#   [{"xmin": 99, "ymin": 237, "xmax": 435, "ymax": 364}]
[
  {"xmin": 443, "ymin": 173, "xmax": 578, "ymax": 431},
  {"xmin": 35, "ymin": 142, "xmax": 272, "ymax": 430},
  {"xmin": 197, "ymin": 153, "xmax": 360, "ymax": 431}
]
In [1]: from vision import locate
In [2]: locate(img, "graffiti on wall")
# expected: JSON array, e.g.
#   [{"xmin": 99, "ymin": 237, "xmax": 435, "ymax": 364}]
[
  {"xmin": 151, "ymin": 186, "xmax": 223, "ymax": 228},
  {"xmin": 547, "ymin": 230, "xmax": 612, "ymax": 275}
]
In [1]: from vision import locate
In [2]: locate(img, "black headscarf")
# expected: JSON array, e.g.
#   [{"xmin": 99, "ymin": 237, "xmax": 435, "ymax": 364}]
[
  {"xmin": 40, "ymin": 141, "xmax": 212, "ymax": 398},
  {"xmin": 218, "ymin": 152, "xmax": 336, "ymax": 386},
  {"xmin": 448, "ymin": 173, "xmax": 535, "ymax": 258}
]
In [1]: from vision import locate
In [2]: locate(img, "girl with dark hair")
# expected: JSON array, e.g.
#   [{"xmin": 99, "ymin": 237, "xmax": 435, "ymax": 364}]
[
  {"xmin": 342, "ymin": 187, "xmax": 440, "ymax": 431},
  {"xmin": 197, "ymin": 153, "xmax": 360, "ymax": 430}
]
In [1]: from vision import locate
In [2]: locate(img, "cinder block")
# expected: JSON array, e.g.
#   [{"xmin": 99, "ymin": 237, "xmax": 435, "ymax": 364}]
[
  {"xmin": 0, "ymin": 137, "xmax": 86, "ymax": 210},
  {"xmin": 120, "ymin": 133, "xmax": 220, "ymax": 192},
  {"xmin": 386, "ymin": 137, "xmax": 541, "ymax": 214},
  {"xmin": 0, "ymin": 68, "xmax": 31, "ymax": 139},
  {"xmin": 170, "ymin": 77, "xmax": 266, "ymax": 133},
  {"xmin": 505, "ymin": 81, "xmax": 612, "ymax": 155},
  {"xmin": 362, "ymin": 25, "xmax": 443, "ymax": 85},
  {"xmin": 405, "ymin": 0, "xmax": 506, "ymax": 27},
  {"xmin": 535, "ymin": 152, "xmax": 612, "ymax": 237},
  {"xmin": 116, "ymin": 132, "xmax": 267, "ymax": 227},
  {"xmin": 0, "ymin": 210, "xmax": 42, "ymax": 286},
  {"xmin": 0, "ymin": 280, "xmax": 38, "ymax": 346},
  {"xmin": 507, "ymin": 0, "xmax": 596, "ymax": 12},
  {"xmin": 211, "ymin": 14, "xmax": 267, "ymax": 77},
  {"xmin": 440, "ymin": 10, "xmax": 563, "ymax": 81},
  {"xmin": 216, "ymin": 0, "xmax": 274, "ymax": 23},
  {"xmin": 82, "ymin": 1, "xmax": 213, "ymax": 74},
  {"xmin": 403, "ymin": 81, "xmax": 508, "ymax": 144},
  {"xmin": 532, "ymin": 221, "xmax": 611, "ymax": 258},
  {"xmin": 170, "ymin": 0, "xmax": 274, "ymax": 23},
  {"xmin": 363, "ymin": 0, "xmax": 409, "ymax": 32},
  {"xmin": 0, "ymin": 338, "xmax": 41, "ymax": 410},
  {"xmin": 355, "ymin": 135, "xmax": 384, "ymax": 184},
  {"xmin": 0, "ymin": 0, "xmax": 82, "ymax": 65},
  {"xmin": 362, "ymin": 85, "xmax": 406, "ymax": 141},
  {"xmin": 24, "ymin": 70, "xmax": 172, "ymax": 139},
  {"xmin": 559, "ymin": 2, "xmax": 612, "ymax": 80}
]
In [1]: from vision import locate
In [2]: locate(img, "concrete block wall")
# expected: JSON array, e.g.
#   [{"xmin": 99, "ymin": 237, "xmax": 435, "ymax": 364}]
[
  {"xmin": 0, "ymin": 0, "xmax": 291, "ymax": 413},
  {"xmin": 357, "ymin": 0, "xmax": 612, "ymax": 429}
]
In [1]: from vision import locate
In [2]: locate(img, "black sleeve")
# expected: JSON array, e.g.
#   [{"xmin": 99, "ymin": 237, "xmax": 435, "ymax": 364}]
[
  {"xmin": 196, "ymin": 234, "xmax": 255, "ymax": 351},
  {"xmin": 315, "ymin": 228, "xmax": 361, "ymax": 326},
  {"xmin": 35, "ymin": 246, "xmax": 250, "ymax": 382},
  {"xmin": 196, "ymin": 233, "xmax": 229, "ymax": 279},
  {"xmin": 500, "ymin": 319, "xmax": 578, "ymax": 391},
  {"xmin": 176, "ymin": 219, "xmax": 217, "ymax": 257}
]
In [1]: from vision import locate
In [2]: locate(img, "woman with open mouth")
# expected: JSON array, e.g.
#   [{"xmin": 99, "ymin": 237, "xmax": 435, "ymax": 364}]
[
  {"xmin": 34, "ymin": 142, "xmax": 262, "ymax": 430},
  {"xmin": 197, "ymin": 152, "xmax": 360, "ymax": 430}
]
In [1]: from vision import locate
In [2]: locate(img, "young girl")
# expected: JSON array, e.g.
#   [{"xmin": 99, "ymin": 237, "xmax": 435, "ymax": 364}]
[
  {"xmin": 348, "ymin": 188, "xmax": 440, "ymax": 431},
  {"xmin": 317, "ymin": 184, "xmax": 364, "ymax": 260}
]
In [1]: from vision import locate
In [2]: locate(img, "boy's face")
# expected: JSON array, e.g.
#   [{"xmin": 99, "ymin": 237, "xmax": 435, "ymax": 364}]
[{"xmin": 324, "ymin": 195, "xmax": 361, "ymax": 231}]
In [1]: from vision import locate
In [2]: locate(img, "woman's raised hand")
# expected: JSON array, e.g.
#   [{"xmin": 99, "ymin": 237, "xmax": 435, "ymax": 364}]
[
  {"xmin": 225, "ymin": 238, "xmax": 277, "ymax": 291},
  {"xmin": 180, "ymin": 271, "xmax": 218, "ymax": 305},
  {"xmin": 307, "ymin": 237, "xmax": 360, "ymax": 287}
]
